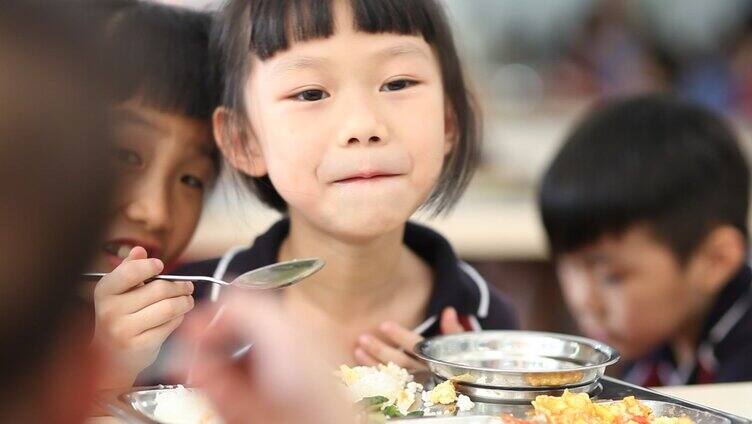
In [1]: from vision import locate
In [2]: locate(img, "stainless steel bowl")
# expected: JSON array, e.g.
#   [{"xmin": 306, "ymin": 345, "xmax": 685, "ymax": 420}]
[{"xmin": 414, "ymin": 331, "xmax": 620, "ymax": 391}]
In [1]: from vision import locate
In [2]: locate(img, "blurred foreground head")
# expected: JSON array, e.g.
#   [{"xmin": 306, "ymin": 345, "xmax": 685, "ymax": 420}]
[{"xmin": 0, "ymin": 1, "xmax": 118, "ymax": 421}]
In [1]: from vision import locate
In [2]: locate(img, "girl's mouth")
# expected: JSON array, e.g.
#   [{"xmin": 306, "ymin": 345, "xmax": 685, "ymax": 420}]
[
  {"xmin": 334, "ymin": 172, "xmax": 401, "ymax": 184},
  {"xmin": 102, "ymin": 239, "xmax": 162, "ymax": 267}
]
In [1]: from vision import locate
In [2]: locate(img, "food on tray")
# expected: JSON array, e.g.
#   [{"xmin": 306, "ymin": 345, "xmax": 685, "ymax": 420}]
[
  {"xmin": 152, "ymin": 385, "xmax": 224, "ymax": 424},
  {"xmin": 524, "ymin": 371, "xmax": 584, "ymax": 387},
  {"xmin": 501, "ymin": 390, "xmax": 693, "ymax": 424},
  {"xmin": 337, "ymin": 362, "xmax": 475, "ymax": 420},
  {"xmin": 422, "ymin": 380, "xmax": 458, "ymax": 406}
]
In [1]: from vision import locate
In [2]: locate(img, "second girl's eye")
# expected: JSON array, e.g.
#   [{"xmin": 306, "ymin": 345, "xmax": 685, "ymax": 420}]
[
  {"xmin": 112, "ymin": 147, "xmax": 142, "ymax": 166},
  {"xmin": 180, "ymin": 174, "xmax": 205, "ymax": 190},
  {"xmin": 598, "ymin": 270, "xmax": 626, "ymax": 286},
  {"xmin": 380, "ymin": 79, "xmax": 417, "ymax": 92},
  {"xmin": 294, "ymin": 89, "xmax": 330, "ymax": 102}
]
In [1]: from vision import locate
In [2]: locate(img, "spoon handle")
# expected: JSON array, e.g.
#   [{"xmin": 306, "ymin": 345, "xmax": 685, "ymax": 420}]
[{"xmin": 81, "ymin": 273, "xmax": 229, "ymax": 286}]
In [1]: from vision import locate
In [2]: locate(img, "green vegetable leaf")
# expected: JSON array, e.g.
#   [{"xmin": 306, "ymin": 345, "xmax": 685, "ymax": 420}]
[
  {"xmin": 357, "ymin": 396, "xmax": 389, "ymax": 407},
  {"xmin": 382, "ymin": 405, "xmax": 404, "ymax": 418}
]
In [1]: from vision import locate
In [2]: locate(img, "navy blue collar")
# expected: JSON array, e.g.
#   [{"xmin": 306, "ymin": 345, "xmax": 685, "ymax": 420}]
[{"xmin": 225, "ymin": 218, "xmax": 481, "ymax": 317}]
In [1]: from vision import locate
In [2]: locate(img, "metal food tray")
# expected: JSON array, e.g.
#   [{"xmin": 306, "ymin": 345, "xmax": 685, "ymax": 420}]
[{"xmin": 97, "ymin": 376, "xmax": 750, "ymax": 423}]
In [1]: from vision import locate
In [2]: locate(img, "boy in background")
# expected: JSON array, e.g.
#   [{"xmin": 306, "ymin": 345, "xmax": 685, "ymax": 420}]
[{"xmin": 539, "ymin": 94, "xmax": 752, "ymax": 385}]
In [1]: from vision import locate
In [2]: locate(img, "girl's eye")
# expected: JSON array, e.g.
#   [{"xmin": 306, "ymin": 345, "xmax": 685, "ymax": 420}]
[
  {"xmin": 294, "ymin": 89, "xmax": 329, "ymax": 102},
  {"xmin": 112, "ymin": 148, "xmax": 142, "ymax": 166},
  {"xmin": 180, "ymin": 174, "xmax": 205, "ymax": 190},
  {"xmin": 600, "ymin": 272, "xmax": 624, "ymax": 286},
  {"xmin": 380, "ymin": 79, "xmax": 417, "ymax": 92}
]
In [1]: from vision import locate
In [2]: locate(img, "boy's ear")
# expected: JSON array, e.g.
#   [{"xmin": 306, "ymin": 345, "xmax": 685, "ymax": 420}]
[
  {"xmin": 443, "ymin": 104, "xmax": 458, "ymax": 156},
  {"xmin": 213, "ymin": 106, "xmax": 267, "ymax": 177},
  {"xmin": 689, "ymin": 225, "xmax": 746, "ymax": 295}
]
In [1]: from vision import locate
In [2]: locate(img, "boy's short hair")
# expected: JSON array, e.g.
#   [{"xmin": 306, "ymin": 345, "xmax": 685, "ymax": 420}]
[
  {"xmin": 539, "ymin": 94, "xmax": 750, "ymax": 261},
  {"xmin": 0, "ymin": 0, "xmax": 115, "ymax": 400},
  {"xmin": 213, "ymin": 0, "xmax": 480, "ymax": 214}
]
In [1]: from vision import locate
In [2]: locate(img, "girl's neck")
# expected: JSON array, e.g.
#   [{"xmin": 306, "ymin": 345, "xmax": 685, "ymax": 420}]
[{"xmin": 277, "ymin": 213, "xmax": 427, "ymax": 318}]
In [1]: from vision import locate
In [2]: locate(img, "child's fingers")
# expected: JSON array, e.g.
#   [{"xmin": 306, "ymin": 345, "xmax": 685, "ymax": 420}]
[
  {"xmin": 120, "ymin": 280, "xmax": 194, "ymax": 313},
  {"xmin": 354, "ymin": 347, "xmax": 381, "ymax": 366},
  {"xmin": 127, "ymin": 246, "xmax": 148, "ymax": 261},
  {"xmin": 133, "ymin": 314, "xmax": 185, "ymax": 349},
  {"xmin": 356, "ymin": 334, "xmax": 425, "ymax": 370},
  {"xmin": 128, "ymin": 295, "xmax": 194, "ymax": 333},
  {"xmin": 378, "ymin": 321, "xmax": 424, "ymax": 352},
  {"xmin": 439, "ymin": 307, "xmax": 465, "ymax": 334},
  {"xmin": 95, "ymin": 256, "xmax": 164, "ymax": 297}
]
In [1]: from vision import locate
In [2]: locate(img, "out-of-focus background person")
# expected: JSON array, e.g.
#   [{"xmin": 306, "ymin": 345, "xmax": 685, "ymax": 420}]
[{"xmin": 0, "ymin": 1, "xmax": 116, "ymax": 422}]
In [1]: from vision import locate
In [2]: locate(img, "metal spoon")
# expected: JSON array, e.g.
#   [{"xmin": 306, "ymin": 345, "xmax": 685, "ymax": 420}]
[{"xmin": 83, "ymin": 257, "xmax": 325, "ymax": 290}]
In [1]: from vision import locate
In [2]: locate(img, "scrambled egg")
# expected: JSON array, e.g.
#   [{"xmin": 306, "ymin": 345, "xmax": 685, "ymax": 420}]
[
  {"xmin": 423, "ymin": 380, "xmax": 458, "ymax": 406},
  {"xmin": 525, "ymin": 390, "xmax": 693, "ymax": 424},
  {"xmin": 421, "ymin": 380, "xmax": 475, "ymax": 413}
]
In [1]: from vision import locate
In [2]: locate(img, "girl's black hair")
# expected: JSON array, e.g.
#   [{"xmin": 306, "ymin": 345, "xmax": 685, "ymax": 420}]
[
  {"xmin": 539, "ymin": 94, "xmax": 750, "ymax": 261},
  {"xmin": 214, "ymin": 0, "xmax": 480, "ymax": 214},
  {"xmin": 92, "ymin": 0, "xmax": 221, "ymax": 171},
  {"xmin": 103, "ymin": 0, "xmax": 220, "ymax": 120}
]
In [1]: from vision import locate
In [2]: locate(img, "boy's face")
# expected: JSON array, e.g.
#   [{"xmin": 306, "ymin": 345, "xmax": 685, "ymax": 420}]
[
  {"xmin": 556, "ymin": 226, "xmax": 709, "ymax": 360},
  {"xmin": 234, "ymin": 0, "xmax": 453, "ymax": 240},
  {"xmin": 91, "ymin": 101, "xmax": 216, "ymax": 272}
]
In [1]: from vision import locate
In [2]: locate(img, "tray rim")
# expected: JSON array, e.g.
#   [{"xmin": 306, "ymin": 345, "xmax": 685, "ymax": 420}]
[
  {"xmin": 96, "ymin": 378, "xmax": 752, "ymax": 424},
  {"xmin": 414, "ymin": 330, "xmax": 621, "ymax": 375},
  {"xmin": 600, "ymin": 376, "xmax": 751, "ymax": 423}
]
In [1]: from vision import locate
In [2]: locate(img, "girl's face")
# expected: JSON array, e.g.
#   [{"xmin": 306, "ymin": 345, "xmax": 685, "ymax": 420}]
[
  {"xmin": 91, "ymin": 101, "xmax": 216, "ymax": 272},
  {"xmin": 236, "ymin": 1, "xmax": 454, "ymax": 241}
]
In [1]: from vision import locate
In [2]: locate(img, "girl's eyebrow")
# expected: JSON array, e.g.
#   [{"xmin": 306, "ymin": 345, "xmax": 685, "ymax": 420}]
[
  {"xmin": 271, "ymin": 55, "xmax": 330, "ymax": 74},
  {"xmin": 375, "ymin": 42, "xmax": 430, "ymax": 61},
  {"xmin": 115, "ymin": 108, "xmax": 167, "ymax": 135},
  {"xmin": 270, "ymin": 42, "xmax": 429, "ymax": 75}
]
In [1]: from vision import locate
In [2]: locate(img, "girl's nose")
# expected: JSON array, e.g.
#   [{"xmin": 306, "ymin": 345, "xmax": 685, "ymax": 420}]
[
  {"xmin": 124, "ymin": 177, "xmax": 171, "ymax": 232},
  {"xmin": 347, "ymin": 135, "xmax": 382, "ymax": 145},
  {"xmin": 339, "ymin": 98, "xmax": 388, "ymax": 147}
]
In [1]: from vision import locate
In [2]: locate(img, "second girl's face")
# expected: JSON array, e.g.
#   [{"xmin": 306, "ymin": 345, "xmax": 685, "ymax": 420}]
[
  {"xmin": 91, "ymin": 101, "xmax": 216, "ymax": 272},
  {"xmin": 241, "ymin": 1, "xmax": 454, "ymax": 241}
]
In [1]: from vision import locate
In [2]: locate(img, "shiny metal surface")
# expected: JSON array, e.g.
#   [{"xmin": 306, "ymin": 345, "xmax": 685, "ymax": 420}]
[
  {"xmin": 83, "ymin": 257, "xmax": 324, "ymax": 290},
  {"xmin": 414, "ymin": 331, "xmax": 620, "ymax": 390},
  {"xmin": 122, "ymin": 386, "xmax": 183, "ymax": 423},
  {"xmin": 451, "ymin": 379, "xmax": 601, "ymax": 403},
  {"xmin": 101, "ymin": 382, "xmax": 745, "ymax": 424}
]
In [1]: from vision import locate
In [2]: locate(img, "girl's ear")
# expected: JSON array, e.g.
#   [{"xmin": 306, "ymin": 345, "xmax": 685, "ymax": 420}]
[
  {"xmin": 213, "ymin": 106, "xmax": 267, "ymax": 177},
  {"xmin": 443, "ymin": 103, "xmax": 458, "ymax": 156}
]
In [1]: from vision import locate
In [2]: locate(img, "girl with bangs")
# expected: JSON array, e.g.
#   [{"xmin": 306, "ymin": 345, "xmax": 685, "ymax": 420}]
[{"xmin": 179, "ymin": 0, "xmax": 519, "ymax": 367}]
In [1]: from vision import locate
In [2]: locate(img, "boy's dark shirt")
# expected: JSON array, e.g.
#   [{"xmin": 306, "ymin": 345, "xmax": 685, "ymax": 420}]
[{"xmin": 624, "ymin": 264, "xmax": 752, "ymax": 386}]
